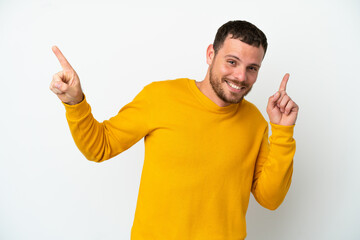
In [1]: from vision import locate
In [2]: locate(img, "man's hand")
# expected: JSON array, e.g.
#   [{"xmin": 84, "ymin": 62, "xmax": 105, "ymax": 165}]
[
  {"xmin": 50, "ymin": 46, "xmax": 84, "ymax": 105},
  {"xmin": 267, "ymin": 73, "xmax": 299, "ymax": 126}
]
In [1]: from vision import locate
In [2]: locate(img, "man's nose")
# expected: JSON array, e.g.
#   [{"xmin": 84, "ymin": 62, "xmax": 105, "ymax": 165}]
[{"xmin": 233, "ymin": 67, "xmax": 247, "ymax": 82}]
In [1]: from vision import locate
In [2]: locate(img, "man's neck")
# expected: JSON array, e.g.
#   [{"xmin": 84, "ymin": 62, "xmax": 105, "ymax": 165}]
[{"xmin": 195, "ymin": 77, "xmax": 230, "ymax": 108}]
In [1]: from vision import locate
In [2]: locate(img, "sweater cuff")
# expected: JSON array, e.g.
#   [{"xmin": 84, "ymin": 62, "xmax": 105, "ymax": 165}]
[
  {"xmin": 62, "ymin": 95, "xmax": 91, "ymax": 121},
  {"xmin": 269, "ymin": 122, "xmax": 295, "ymax": 143}
]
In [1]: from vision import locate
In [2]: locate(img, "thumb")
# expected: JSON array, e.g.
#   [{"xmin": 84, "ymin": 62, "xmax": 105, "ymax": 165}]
[
  {"xmin": 55, "ymin": 81, "xmax": 69, "ymax": 93},
  {"xmin": 268, "ymin": 91, "xmax": 280, "ymax": 107}
]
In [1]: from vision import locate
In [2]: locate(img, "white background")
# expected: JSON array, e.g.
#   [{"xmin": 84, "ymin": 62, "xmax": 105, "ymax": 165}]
[{"xmin": 1, "ymin": 0, "xmax": 359, "ymax": 239}]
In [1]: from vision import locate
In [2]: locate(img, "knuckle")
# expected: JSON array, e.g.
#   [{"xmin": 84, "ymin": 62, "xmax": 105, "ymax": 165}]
[{"xmin": 50, "ymin": 82, "xmax": 56, "ymax": 89}]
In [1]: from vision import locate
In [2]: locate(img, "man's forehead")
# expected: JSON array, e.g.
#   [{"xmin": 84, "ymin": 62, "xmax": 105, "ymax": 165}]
[{"xmin": 219, "ymin": 36, "xmax": 265, "ymax": 60}]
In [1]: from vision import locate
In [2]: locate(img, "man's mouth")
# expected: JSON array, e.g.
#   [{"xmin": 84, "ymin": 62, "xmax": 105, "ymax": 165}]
[{"xmin": 224, "ymin": 80, "xmax": 246, "ymax": 91}]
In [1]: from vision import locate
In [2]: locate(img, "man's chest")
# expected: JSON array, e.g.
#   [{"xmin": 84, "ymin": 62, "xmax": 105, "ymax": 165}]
[{"xmin": 143, "ymin": 106, "xmax": 264, "ymax": 179}]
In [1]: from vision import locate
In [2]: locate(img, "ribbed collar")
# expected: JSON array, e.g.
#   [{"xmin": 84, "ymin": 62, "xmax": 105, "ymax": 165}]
[{"xmin": 187, "ymin": 78, "xmax": 241, "ymax": 114}]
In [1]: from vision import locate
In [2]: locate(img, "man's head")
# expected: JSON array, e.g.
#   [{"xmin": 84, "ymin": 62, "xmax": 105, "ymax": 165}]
[{"xmin": 206, "ymin": 20, "xmax": 267, "ymax": 106}]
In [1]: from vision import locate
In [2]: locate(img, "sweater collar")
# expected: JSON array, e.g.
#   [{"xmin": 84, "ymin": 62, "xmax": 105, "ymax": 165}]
[{"xmin": 187, "ymin": 78, "xmax": 241, "ymax": 114}]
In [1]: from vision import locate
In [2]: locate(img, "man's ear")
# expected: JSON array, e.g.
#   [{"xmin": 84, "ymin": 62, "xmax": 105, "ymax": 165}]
[{"xmin": 206, "ymin": 44, "xmax": 215, "ymax": 65}]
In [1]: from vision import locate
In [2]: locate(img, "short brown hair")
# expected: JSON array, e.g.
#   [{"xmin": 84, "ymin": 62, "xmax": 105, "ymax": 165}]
[{"xmin": 213, "ymin": 20, "xmax": 268, "ymax": 56}]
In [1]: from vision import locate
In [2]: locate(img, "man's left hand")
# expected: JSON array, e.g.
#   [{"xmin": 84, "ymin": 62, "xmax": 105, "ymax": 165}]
[{"xmin": 267, "ymin": 73, "xmax": 299, "ymax": 126}]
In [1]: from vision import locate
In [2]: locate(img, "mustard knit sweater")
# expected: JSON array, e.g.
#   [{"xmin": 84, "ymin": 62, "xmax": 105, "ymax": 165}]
[{"xmin": 63, "ymin": 78, "xmax": 296, "ymax": 240}]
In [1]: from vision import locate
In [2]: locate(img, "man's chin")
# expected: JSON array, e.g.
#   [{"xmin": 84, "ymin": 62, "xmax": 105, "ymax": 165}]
[
  {"xmin": 225, "ymin": 97, "xmax": 244, "ymax": 104},
  {"xmin": 225, "ymin": 91, "xmax": 248, "ymax": 104},
  {"xmin": 220, "ymin": 93, "xmax": 244, "ymax": 104}
]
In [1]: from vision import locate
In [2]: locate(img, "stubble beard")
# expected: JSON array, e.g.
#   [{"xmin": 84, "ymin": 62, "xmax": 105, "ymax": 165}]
[{"xmin": 209, "ymin": 64, "xmax": 252, "ymax": 104}]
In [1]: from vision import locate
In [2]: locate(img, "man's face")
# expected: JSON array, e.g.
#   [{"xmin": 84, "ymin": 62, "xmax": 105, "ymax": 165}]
[{"xmin": 208, "ymin": 35, "xmax": 265, "ymax": 105}]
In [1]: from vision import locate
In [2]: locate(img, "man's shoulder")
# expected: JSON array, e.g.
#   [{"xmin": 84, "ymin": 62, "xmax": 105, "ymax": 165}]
[
  {"xmin": 241, "ymin": 99, "xmax": 268, "ymax": 125},
  {"xmin": 141, "ymin": 78, "xmax": 191, "ymax": 97},
  {"xmin": 241, "ymin": 99, "xmax": 260, "ymax": 111},
  {"xmin": 145, "ymin": 78, "xmax": 190, "ymax": 90}
]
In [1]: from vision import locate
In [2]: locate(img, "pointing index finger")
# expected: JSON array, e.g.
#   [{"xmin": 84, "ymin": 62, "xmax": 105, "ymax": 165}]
[
  {"xmin": 279, "ymin": 73, "xmax": 290, "ymax": 91},
  {"xmin": 52, "ymin": 45, "xmax": 73, "ymax": 70}
]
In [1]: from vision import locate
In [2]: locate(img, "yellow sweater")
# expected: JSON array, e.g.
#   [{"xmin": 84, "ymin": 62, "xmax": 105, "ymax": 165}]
[{"xmin": 63, "ymin": 78, "xmax": 296, "ymax": 240}]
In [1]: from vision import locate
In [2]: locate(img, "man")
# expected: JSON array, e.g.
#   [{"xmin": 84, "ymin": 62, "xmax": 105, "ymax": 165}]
[{"xmin": 50, "ymin": 20, "xmax": 298, "ymax": 240}]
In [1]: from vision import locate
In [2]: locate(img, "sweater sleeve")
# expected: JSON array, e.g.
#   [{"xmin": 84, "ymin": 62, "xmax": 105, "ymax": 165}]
[
  {"xmin": 62, "ymin": 86, "xmax": 151, "ymax": 162},
  {"xmin": 251, "ymin": 122, "xmax": 296, "ymax": 210}
]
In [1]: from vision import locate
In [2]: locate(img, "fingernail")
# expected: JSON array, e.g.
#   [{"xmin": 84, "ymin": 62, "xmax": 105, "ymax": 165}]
[
  {"xmin": 274, "ymin": 92, "xmax": 279, "ymax": 97},
  {"xmin": 55, "ymin": 83, "xmax": 61, "ymax": 88}
]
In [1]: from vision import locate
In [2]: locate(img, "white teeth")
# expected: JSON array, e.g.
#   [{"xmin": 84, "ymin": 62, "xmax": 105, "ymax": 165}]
[{"xmin": 227, "ymin": 81, "xmax": 241, "ymax": 90}]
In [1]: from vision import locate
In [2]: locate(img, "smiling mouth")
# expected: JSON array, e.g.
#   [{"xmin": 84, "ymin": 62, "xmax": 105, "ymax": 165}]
[{"xmin": 224, "ymin": 80, "xmax": 246, "ymax": 91}]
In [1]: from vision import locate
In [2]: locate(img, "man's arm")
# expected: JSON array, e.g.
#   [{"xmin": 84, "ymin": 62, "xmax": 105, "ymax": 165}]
[
  {"xmin": 251, "ymin": 123, "xmax": 295, "ymax": 210},
  {"xmin": 251, "ymin": 73, "xmax": 299, "ymax": 210},
  {"xmin": 50, "ymin": 46, "xmax": 151, "ymax": 162}
]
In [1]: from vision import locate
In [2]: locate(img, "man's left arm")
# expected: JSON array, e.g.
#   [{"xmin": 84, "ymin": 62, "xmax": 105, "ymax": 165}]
[{"xmin": 251, "ymin": 73, "xmax": 299, "ymax": 210}]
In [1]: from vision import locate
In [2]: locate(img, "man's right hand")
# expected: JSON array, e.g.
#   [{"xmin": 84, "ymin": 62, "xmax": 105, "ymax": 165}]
[{"xmin": 50, "ymin": 46, "xmax": 84, "ymax": 105}]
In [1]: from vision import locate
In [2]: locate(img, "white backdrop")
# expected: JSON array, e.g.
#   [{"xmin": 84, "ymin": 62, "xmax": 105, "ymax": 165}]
[{"xmin": 1, "ymin": 0, "xmax": 359, "ymax": 239}]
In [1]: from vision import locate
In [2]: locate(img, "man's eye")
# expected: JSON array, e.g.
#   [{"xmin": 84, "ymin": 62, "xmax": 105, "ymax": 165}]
[
  {"xmin": 228, "ymin": 60, "xmax": 235, "ymax": 65},
  {"xmin": 248, "ymin": 66, "xmax": 258, "ymax": 72}
]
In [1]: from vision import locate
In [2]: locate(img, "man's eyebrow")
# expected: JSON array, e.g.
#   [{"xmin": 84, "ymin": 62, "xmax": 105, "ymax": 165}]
[
  {"xmin": 225, "ymin": 54, "xmax": 241, "ymax": 61},
  {"xmin": 225, "ymin": 54, "xmax": 261, "ymax": 68}
]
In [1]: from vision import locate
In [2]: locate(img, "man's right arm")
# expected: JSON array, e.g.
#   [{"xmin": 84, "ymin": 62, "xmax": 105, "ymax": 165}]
[
  {"xmin": 50, "ymin": 46, "xmax": 151, "ymax": 162},
  {"xmin": 63, "ymin": 91, "xmax": 151, "ymax": 162}
]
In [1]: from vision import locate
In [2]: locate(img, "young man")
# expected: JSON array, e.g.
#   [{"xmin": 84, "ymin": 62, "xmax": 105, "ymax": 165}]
[{"xmin": 50, "ymin": 20, "xmax": 298, "ymax": 240}]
